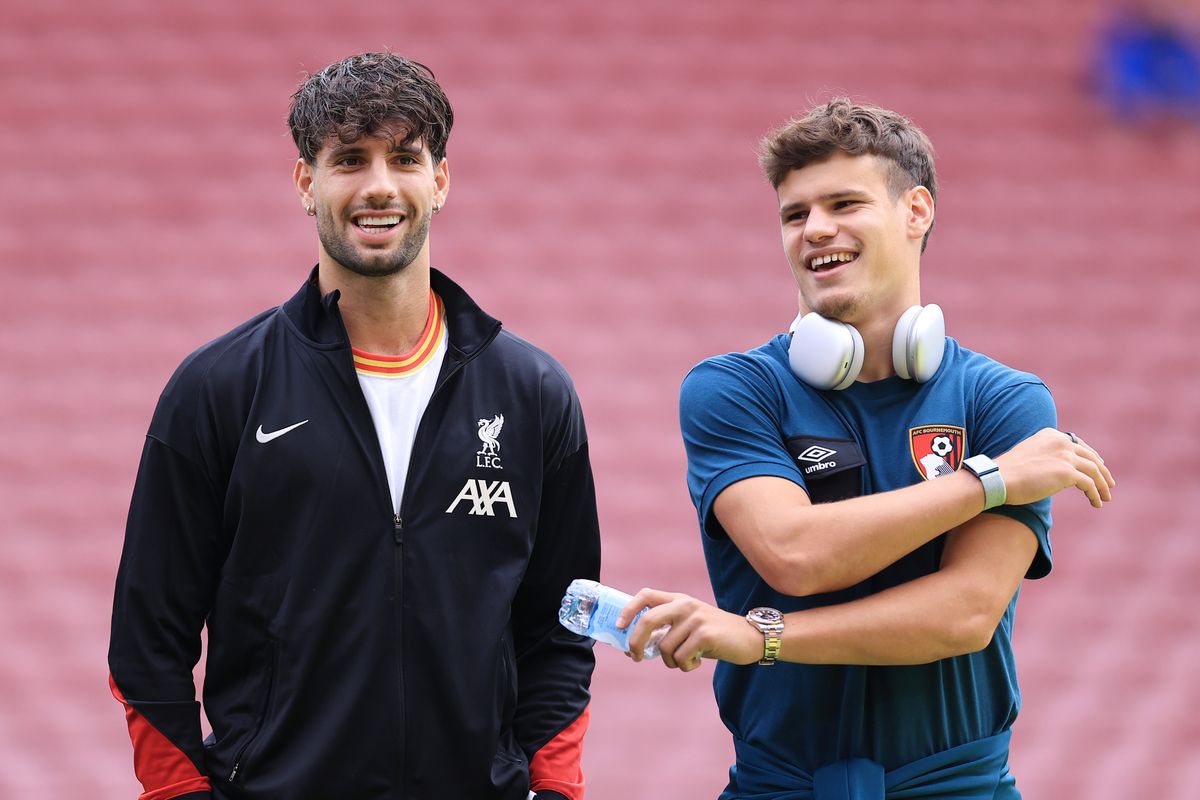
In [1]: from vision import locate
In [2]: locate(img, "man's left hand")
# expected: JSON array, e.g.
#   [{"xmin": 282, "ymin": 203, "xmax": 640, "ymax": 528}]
[{"xmin": 617, "ymin": 589, "xmax": 761, "ymax": 671}]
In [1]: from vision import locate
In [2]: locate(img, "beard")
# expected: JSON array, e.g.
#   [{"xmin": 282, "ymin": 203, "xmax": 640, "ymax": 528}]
[
  {"xmin": 804, "ymin": 288, "xmax": 864, "ymax": 322},
  {"xmin": 316, "ymin": 204, "xmax": 432, "ymax": 278}
]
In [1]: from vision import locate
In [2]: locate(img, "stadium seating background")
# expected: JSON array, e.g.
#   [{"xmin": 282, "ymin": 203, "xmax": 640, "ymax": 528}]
[{"xmin": 3, "ymin": 1, "xmax": 1198, "ymax": 797}]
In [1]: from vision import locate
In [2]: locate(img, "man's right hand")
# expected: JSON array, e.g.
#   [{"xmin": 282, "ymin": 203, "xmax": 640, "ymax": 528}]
[{"xmin": 994, "ymin": 428, "xmax": 1115, "ymax": 509}]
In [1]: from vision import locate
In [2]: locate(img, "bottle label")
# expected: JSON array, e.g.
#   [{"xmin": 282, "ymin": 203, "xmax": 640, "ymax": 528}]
[{"xmin": 586, "ymin": 585, "xmax": 639, "ymax": 651}]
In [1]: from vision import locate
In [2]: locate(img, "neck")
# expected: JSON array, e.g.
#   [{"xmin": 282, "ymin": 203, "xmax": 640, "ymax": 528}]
[
  {"xmin": 854, "ymin": 314, "xmax": 902, "ymax": 382},
  {"xmin": 850, "ymin": 294, "xmax": 921, "ymax": 383},
  {"xmin": 318, "ymin": 259, "xmax": 433, "ymax": 356}
]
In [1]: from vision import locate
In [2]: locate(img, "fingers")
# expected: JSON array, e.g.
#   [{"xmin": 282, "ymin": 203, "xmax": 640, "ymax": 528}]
[
  {"xmin": 673, "ymin": 648, "xmax": 705, "ymax": 673},
  {"xmin": 1088, "ymin": 459, "xmax": 1114, "ymax": 503},
  {"xmin": 621, "ymin": 593, "xmax": 764, "ymax": 669},
  {"xmin": 1075, "ymin": 437, "xmax": 1116, "ymax": 491},
  {"xmin": 1075, "ymin": 469, "xmax": 1102, "ymax": 508},
  {"xmin": 621, "ymin": 589, "xmax": 690, "ymax": 663},
  {"xmin": 621, "ymin": 592, "xmax": 721, "ymax": 670},
  {"xmin": 656, "ymin": 625, "xmax": 707, "ymax": 672},
  {"xmin": 1068, "ymin": 451, "xmax": 1105, "ymax": 507},
  {"xmin": 654, "ymin": 620, "xmax": 694, "ymax": 670},
  {"xmin": 1099, "ymin": 460, "xmax": 1116, "ymax": 491},
  {"xmin": 616, "ymin": 587, "xmax": 678, "ymax": 629},
  {"xmin": 1063, "ymin": 430, "xmax": 1116, "ymax": 507}
]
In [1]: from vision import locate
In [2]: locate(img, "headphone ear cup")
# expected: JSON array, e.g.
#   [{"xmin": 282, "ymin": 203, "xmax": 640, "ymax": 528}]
[
  {"xmin": 892, "ymin": 306, "xmax": 922, "ymax": 380},
  {"xmin": 892, "ymin": 303, "xmax": 945, "ymax": 383},
  {"xmin": 789, "ymin": 314, "xmax": 864, "ymax": 391}
]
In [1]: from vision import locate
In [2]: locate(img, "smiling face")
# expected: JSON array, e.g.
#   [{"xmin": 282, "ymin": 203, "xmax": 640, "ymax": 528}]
[
  {"xmin": 294, "ymin": 123, "xmax": 449, "ymax": 279},
  {"xmin": 777, "ymin": 151, "xmax": 932, "ymax": 327}
]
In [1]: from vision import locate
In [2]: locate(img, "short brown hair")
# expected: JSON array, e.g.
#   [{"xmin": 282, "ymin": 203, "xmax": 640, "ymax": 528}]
[
  {"xmin": 288, "ymin": 52, "xmax": 454, "ymax": 164},
  {"xmin": 759, "ymin": 98, "xmax": 937, "ymax": 249}
]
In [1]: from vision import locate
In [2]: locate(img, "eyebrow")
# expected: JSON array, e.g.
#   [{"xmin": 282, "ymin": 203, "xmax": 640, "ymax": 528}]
[
  {"xmin": 324, "ymin": 141, "xmax": 425, "ymax": 161},
  {"xmin": 779, "ymin": 191, "xmax": 866, "ymax": 220}
]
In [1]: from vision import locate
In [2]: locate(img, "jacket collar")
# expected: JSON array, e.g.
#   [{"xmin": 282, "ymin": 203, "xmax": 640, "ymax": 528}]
[{"xmin": 282, "ymin": 265, "xmax": 502, "ymax": 357}]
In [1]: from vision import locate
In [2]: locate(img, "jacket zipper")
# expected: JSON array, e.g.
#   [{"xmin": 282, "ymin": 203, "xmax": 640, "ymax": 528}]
[
  {"xmin": 329, "ymin": 288, "xmax": 492, "ymax": 794},
  {"xmin": 389, "ymin": 353, "xmax": 471, "ymax": 796}
]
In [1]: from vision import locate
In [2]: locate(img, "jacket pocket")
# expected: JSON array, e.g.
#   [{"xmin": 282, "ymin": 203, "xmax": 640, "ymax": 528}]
[
  {"xmin": 226, "ymin": 639, "xmax": 279, "ymax": 785},
  {"xmin": 497, "ymin": 631, "xmax": 517, "ymax": 727}
]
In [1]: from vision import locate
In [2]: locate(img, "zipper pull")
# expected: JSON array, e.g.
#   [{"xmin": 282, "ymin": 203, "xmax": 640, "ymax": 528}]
[
  {"xmin": 393, "ymin": 514, "xmax": 403, "ymax": 544},
  {"xmin": 229, "ymin": 761, "xmax": 241, "ymax": 781}
]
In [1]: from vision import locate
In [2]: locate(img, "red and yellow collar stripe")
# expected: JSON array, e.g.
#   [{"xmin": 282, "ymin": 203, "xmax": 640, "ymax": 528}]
[{"xmin": 352, "ymin": 292, "xmax": 445, "ymax": 378}]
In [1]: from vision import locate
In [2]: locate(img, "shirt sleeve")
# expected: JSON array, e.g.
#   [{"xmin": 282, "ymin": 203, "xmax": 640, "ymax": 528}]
[
  {"xmin": 679, "ymin": 356, "xmax": 807, "ymax": 538},
  {"xmin": 969, "ymin": 379, "xmax": 1058, "ymax": 578},
  {"xmin": 109, "ymin": 429, "xmax": 225, "ymax": 800},
  {"xmin": 511, "ymin": 384, "xmax": 600, "ymax": 800}
]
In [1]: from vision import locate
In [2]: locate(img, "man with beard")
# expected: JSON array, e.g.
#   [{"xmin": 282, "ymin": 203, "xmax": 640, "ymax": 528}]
[{"xmin": 108, "ymin": 52, "xmax": 600, "ymax": 800}]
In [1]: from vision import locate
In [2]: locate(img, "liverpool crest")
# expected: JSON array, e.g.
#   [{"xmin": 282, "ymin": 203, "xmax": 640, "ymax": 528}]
[{"xmin": 476, "ymin": 414, "xmax": 504, "ymax": 469}]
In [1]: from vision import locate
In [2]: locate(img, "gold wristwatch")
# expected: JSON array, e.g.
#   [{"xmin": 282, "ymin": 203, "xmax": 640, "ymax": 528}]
[{"xmin": 745, "ymin": 607, "xmax": 784, "ymax": 665}]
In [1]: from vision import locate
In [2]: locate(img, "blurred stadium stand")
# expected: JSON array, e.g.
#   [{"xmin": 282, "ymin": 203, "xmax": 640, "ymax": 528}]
[{"xmin": 2, "ymin": 0, "xmax": 1198, "ymax": 797}]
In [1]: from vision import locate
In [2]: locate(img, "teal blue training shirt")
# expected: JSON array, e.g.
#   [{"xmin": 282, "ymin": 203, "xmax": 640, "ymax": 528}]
[{"xmin": 680, "ymin": 334, "xmax": 1055, "ymax": 799}]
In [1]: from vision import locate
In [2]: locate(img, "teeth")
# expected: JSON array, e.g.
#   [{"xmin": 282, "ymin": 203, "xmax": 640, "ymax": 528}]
[
  {"xmin": 810, "ymin": 252, "xmax": 855, "ymax": 269},
  {"xmin": 356, "ymin": 215, "xmax": 401, "ymax": 227}
]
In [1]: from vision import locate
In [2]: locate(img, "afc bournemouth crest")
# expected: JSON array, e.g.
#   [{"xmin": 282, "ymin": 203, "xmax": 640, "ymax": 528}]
[{"xmin": 909, "ymin": 425, "xmax": 965, "ymax": 481}]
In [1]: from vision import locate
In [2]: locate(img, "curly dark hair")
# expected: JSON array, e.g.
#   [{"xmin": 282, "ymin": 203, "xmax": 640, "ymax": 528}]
[
  {"xmin": 288, "ymin": 52, "xmax": 454, "ymax": 164},
  {"xmin": 759, "ymin": 98, "xmax": 937, "ymax": 250}
]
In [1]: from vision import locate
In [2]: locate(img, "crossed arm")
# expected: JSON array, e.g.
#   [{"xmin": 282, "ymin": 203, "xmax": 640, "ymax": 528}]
[{"xmin": 620, "ymin": 428, "xmax": 1114, "ymax": 671}]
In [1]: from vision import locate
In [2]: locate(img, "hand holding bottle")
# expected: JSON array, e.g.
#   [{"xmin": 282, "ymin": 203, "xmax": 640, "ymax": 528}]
[{"xmin": 558, "ymin": 579, "xmax": 667, "ymax": 658}]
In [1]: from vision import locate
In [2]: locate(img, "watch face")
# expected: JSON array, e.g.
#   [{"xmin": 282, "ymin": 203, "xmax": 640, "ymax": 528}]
[
  {"xmin": 748, "ymin": 607, "xmax": 783, "ymax": 626},
  {"xmin": 964, "ymin": 455, "xmax": 996, "ymax": 476}
]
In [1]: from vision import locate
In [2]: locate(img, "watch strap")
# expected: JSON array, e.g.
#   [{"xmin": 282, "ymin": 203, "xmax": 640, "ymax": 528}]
[
  {"xmin": 745, "ymin": 607, "xmax": 784, "ymax": 666},
  {"xmin": 760, "ymin": 631, "xmax": 782, "ymax": 666},
  {"xmin": 963, "ymin": 454, "xmax": 1007, "ymax": 510}
]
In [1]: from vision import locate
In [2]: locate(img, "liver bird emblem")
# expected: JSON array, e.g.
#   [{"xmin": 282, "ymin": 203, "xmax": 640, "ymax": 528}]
[{"xmin": 477, "ymin": 414, "xmax": 504, "ymax": 456}]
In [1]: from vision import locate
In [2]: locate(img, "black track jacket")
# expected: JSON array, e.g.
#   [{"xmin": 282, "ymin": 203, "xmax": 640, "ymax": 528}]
[{"xmin": 109, "ymin": 269, "xmax": 601, "ymax": 800}]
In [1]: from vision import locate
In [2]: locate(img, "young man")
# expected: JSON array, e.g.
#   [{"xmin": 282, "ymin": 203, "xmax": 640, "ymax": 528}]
[
  {"xmin": 620, "ymin": 100, "xmax": 1115, "ymax": 798},
  {"xmin": 108, "ymin": 52, "xmax": 600, "ymax": 800}
]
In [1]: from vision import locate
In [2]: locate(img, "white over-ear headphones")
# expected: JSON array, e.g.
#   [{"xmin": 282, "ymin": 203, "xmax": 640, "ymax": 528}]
[{"xmin": 787, "ymin": 304, "xmax": 945, "ymax": 390}]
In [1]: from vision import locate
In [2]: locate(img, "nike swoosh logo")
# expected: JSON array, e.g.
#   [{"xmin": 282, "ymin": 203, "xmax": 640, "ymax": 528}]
[{"xmin": 255, "ymin": 420, "xmax": 309, "ymax": 443}]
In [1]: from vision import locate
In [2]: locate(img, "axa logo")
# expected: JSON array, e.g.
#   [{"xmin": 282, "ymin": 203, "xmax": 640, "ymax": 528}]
[
  {"xmin": 476, "ymin": 413, "xmax": 504, "ymax": 469},
  {"xmin": 446, "ymin": 479, "xmax": 518, "ymax": 518},
  {"xmin": 796, "ymin": 444, "xmax": 838, "ymax": 474}
]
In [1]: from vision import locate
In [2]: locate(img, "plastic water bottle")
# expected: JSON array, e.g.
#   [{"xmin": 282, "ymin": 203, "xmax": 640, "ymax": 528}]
[{"xmin": 558, "ymin": 579, "xmax": 665, "ymax": 658}]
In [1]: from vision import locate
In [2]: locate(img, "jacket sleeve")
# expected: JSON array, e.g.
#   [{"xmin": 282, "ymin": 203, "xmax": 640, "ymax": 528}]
[
  {"xmin": 512, "ymin": 392, "xmax": 601, "ymax": 800},
  {"xmin": 109, "ymin": 432, "xmax": 226, "ymax": 800}
]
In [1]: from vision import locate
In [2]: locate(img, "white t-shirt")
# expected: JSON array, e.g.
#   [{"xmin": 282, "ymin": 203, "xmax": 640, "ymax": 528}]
[{"xmin": 355, "ymin": 292, "xmax": 448, "ymax": 513}]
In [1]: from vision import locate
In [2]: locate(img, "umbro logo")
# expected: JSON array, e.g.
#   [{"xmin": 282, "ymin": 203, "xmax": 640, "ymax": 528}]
[
  {"xmin": 796, "ymin": 445, "xmax": 839, "ymax": 475},
  {"xmin": 797, "ymin": 445, "xmax": 837, "ymax": 463},
  {"xmin": 255, "ymin": 420, "xmax": 309, "ymax": 443},
  {"xmin": 446, "ymin": 479, "xmax": 518, "ymax": 518},
  {"xmin": 785, "ymin": 436, "xmax": 863, "ymax": 481}
]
